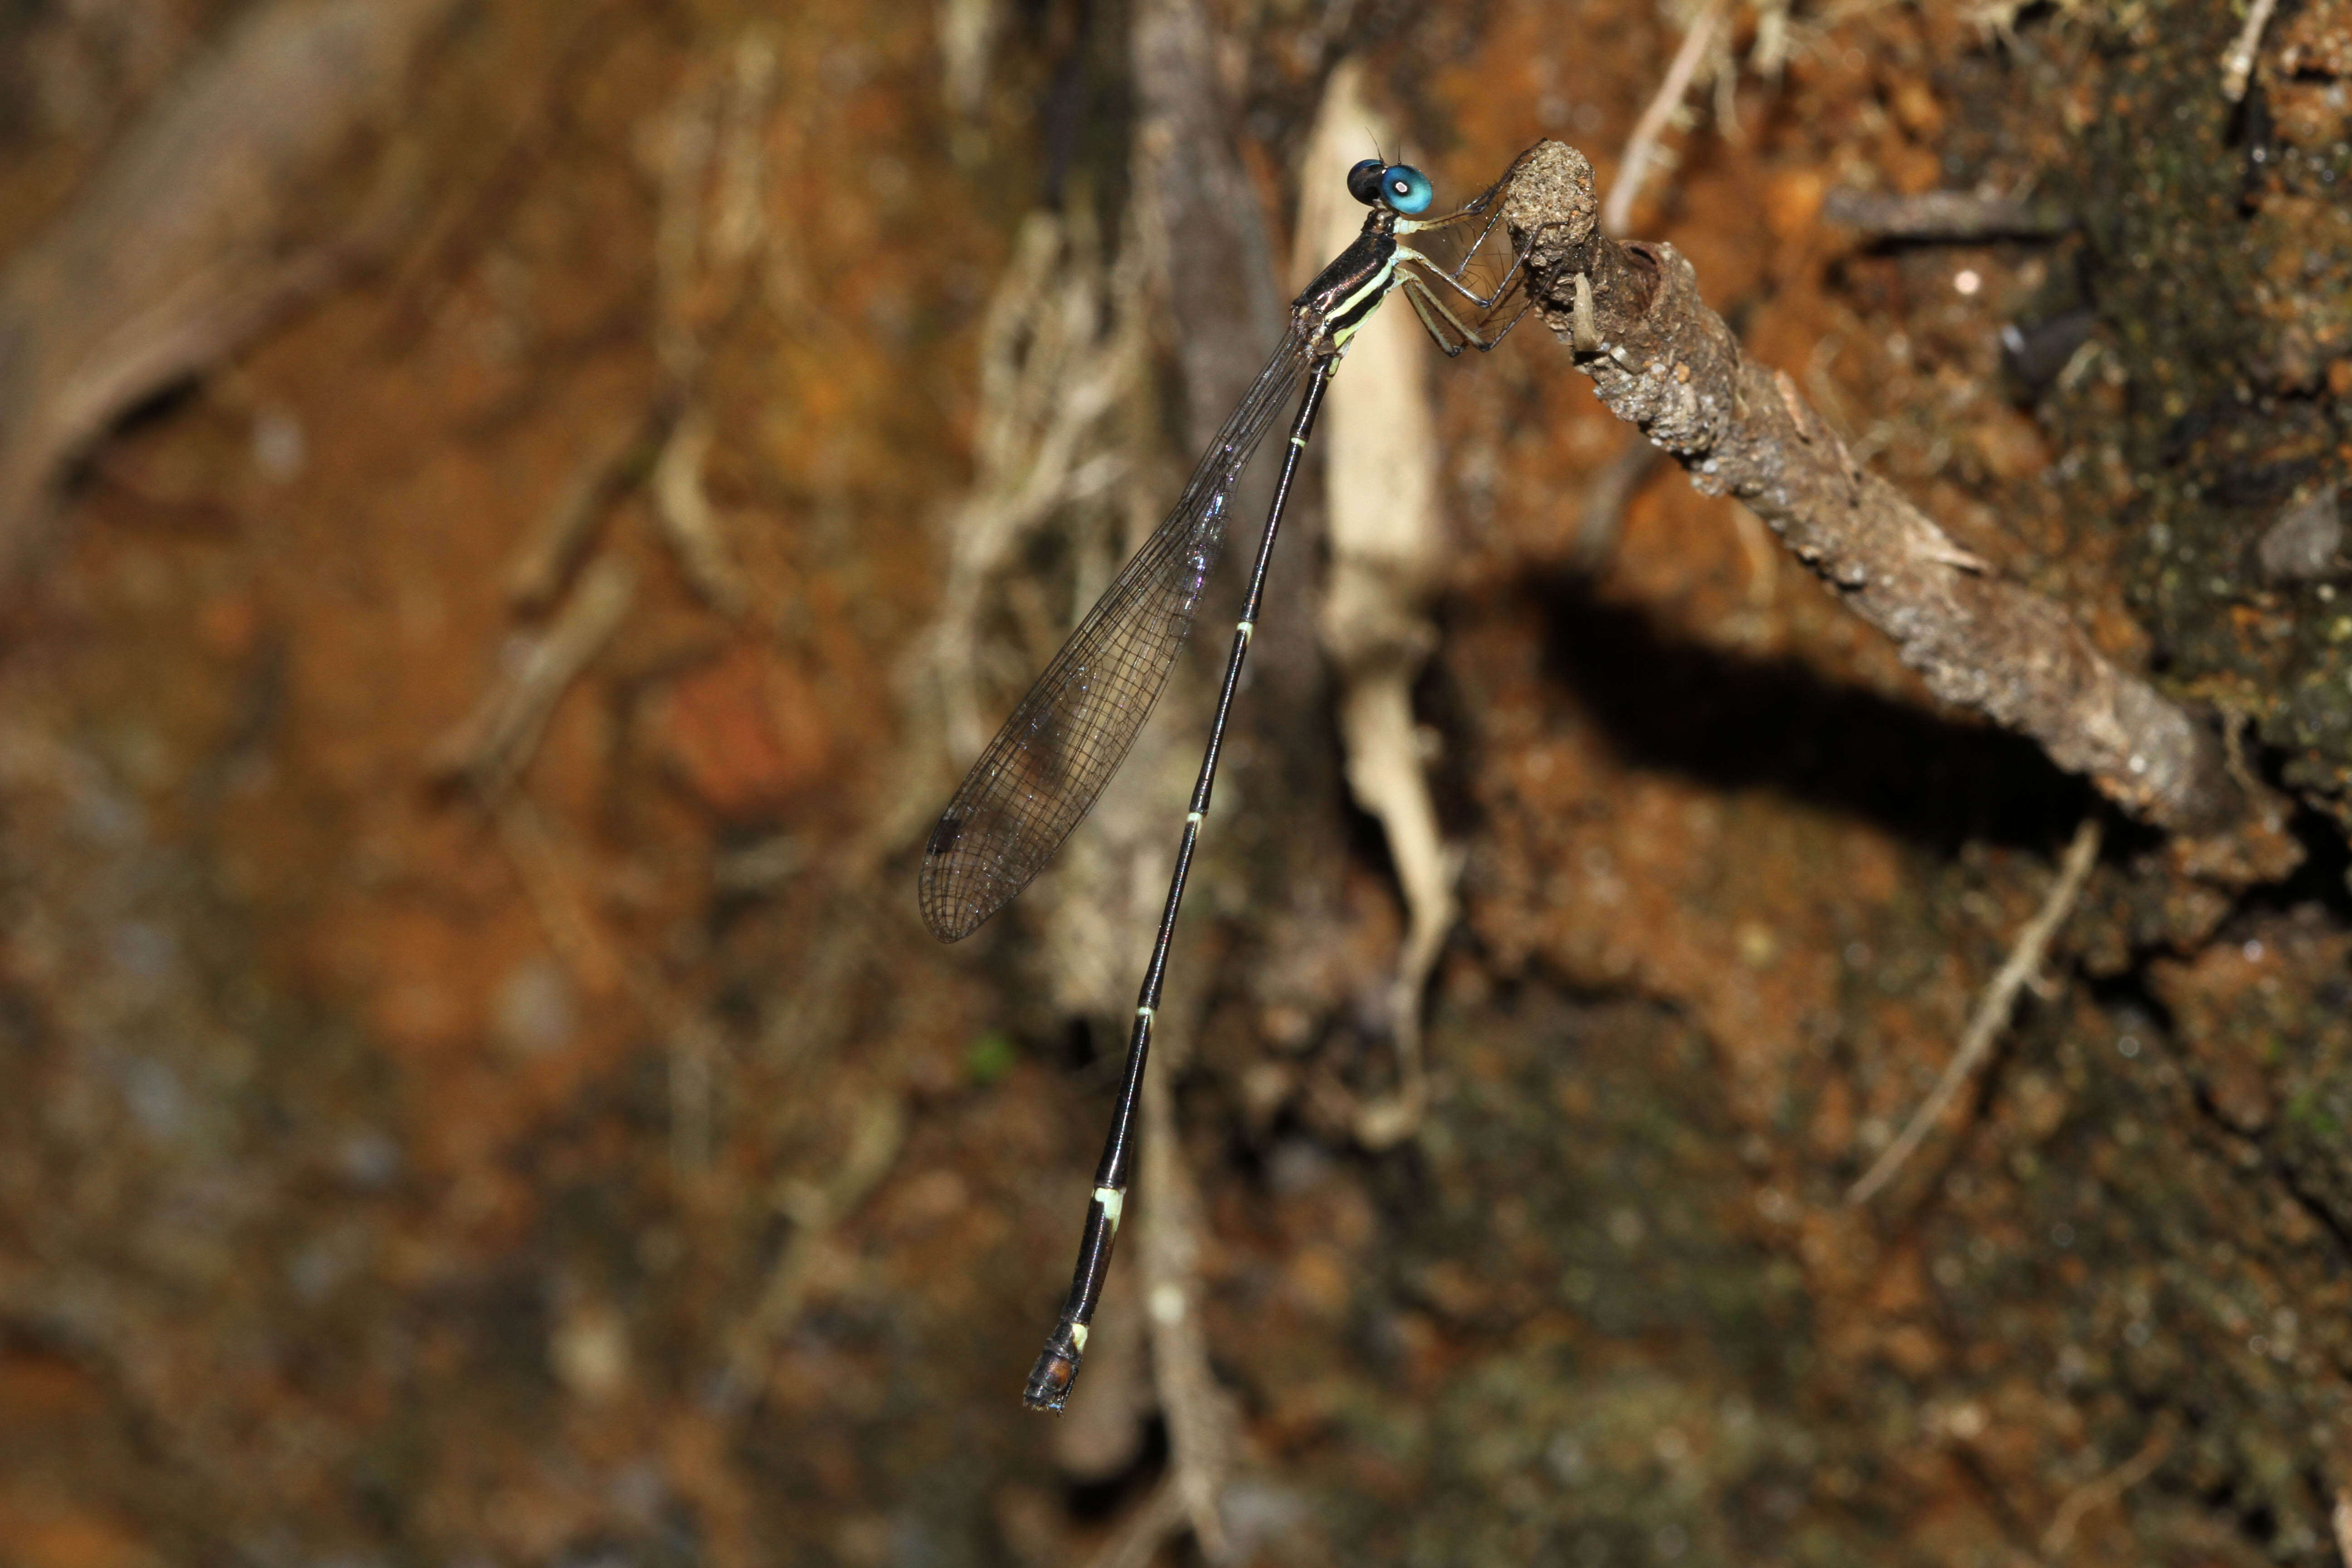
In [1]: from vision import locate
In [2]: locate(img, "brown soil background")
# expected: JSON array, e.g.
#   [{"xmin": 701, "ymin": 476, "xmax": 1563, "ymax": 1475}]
[{"xmin": 2, "ymin": 0, "xmax": 2351, "ymax": 1564}]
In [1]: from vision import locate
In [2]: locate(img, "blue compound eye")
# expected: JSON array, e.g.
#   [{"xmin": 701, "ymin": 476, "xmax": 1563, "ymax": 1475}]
[
  {"xmin": 1346, "ymin": 158, "xmax": 1386, "ymax": 206},
  {"xmin": 1382, "ymin": 164, "xmax": 1434, "ymax": 215}
]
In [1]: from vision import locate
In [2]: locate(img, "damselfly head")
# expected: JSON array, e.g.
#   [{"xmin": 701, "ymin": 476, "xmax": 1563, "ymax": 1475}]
[{"xmin": 1346, "ymin": 158, "xmax": 1434, "ymax": 216}]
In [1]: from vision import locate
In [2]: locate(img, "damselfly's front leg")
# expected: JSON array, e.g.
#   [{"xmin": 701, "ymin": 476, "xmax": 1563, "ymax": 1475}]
[{"xmin": 1395, "ymin": 209, "xmax": 1582, "ymax": 356}]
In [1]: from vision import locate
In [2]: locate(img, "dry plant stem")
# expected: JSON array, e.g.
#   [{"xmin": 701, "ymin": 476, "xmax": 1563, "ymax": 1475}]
[
  {"xmin": 1083, "ymin": 1478, "xmax": 1191, "ymax": 1568},
  {"xmin": 654, "ymin": 407, "xmax": 751, "ymax": 614},
  {"xmin": 1135, "ymin": 1060, "xmax": 1237, "ymax": 1560},
  {"xmin": 1132, "ymin": 0, "xmax": 1328, "ymax": 741},
  {"xmin": 932, "ymin": 209, "xmax": 1142, "ymax": 765},
  {"xmin": 427, "ymin": 557, "xmax": 637, "ymax": 794},
  {"xmin": 637, "ymin": 32, "xmax": 775, "ymax": 608},
  {"xmin": 2219, "ymin": 0, "xmax": 2280, "ymax": 102},
  {"xmin": 491, "ymin": 793, "xmax": 627, "ymax": 1000},
  {"xmin": 1131, "ymin": 0, "xmax": 1284, "ymax": 452},
  {"xmin": 1505, "ymin": 142, "xmax": 2249, "ymax": 838},
  {"xmin": 712, "ymin": 1093, "xmax": 908, "ymax": 1414},
  {"xmin": 1336, "ymin": 671, "xmax": 1455, "ymax": 1149},
  {"xmin": 1602, "ymin": 0, "xmax": 1730, "ymax": 236},
  {"xmin": 1301, "ymin": 62, "xmax": 1458, "ymax": 1150},
  {"xmin": 2041, "ymin": 1414, "xmax": 2176, "ymax": 1557},
  {"xmin": 1847, "ymin": 815, "xmax": 2103, "ymax": 1206},
  {"xmin": 1819, "ymin": 187, "xmax": 2069, "ymax": 241},
  {"xmin": 507, "ymin": 416, "xmax": 648, "ymax": 610}
]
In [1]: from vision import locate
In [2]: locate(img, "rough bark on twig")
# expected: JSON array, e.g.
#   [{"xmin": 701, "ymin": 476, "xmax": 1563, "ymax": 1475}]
[{"xmin": 1500, "ymin": 142, "xmax": 2276, "ymax": 859}]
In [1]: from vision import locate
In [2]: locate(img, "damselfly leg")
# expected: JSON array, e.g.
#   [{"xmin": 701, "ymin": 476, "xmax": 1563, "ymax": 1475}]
[
  {"xmin": 921, "ymin": 147, "xmax": 1540, "ymax": 1412},
  {"xmin": 1391, "ymin": 150, "xmax": 1555, "ymax": 354},
  {"xmin": 1396, "ymin": 262, "xmax": 1539, "ymax": 356}
]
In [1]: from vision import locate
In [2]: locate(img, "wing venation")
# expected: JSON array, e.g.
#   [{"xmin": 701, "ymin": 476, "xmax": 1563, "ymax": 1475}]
[{"xmin": 919, "ymin": 334, "xmax": 1313, "ymax": 942}]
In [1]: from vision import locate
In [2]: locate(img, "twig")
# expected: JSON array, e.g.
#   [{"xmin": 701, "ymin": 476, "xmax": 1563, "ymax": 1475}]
[
  {"xmin": 426, "ymin": 556, "xmax": 636, "ymax": 795},
  {"xmin": 2040, "ymin": 1415, "xmax": 2175, "ymax": 1557},
  {"xmin": 1847, "ymin": 816, "xmax": 2102, "ymax": 1205},
  {"xmin": 710, "ymin": 1093, "xmax": 907, "ymax": 1414},
  {"xmin": 1820, "ymin": 187, "xmax": 2070, "ymax": 241},
  {"xmin": 1503, "ymin": 142, "xmax": 2269, "ymax": 847},
  {"xmin": 1602, "ymin": 0, "xmax": 1730, "ymax": 236},
  {"xmin": 1135, "ymin": 1050, "xmax": 1237, "ymax": 1559},
  {"xmin": 488, "ymin": 792, "xmax": 727, "ymax": 1172},
  {"xmin": 505, "ymin": 416, "xmax": 647, "ymax": 611},
  {"xmin": 653, "ymin": 406, "xmax": 750, "ymax": 614},
  {"xmin": 1081, "ymin": 1475, "xmax": 1190, "ymax": 1568},
  {"xmin": 2219, "ymin": 0, "xmax": 2279, "ymax": 103}
]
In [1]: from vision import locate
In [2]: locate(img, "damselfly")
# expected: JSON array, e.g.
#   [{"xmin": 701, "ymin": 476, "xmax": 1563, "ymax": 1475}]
[{"xmin": 922, "ymin": 147, "xmax": 1545, "ymax": 1412}]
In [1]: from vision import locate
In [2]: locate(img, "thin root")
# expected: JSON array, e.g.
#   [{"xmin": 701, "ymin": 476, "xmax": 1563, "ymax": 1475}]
[
  {"xmin": 1847, "ymin": 815, "xmax": 2103, "ymax": 1206},
  {"xmin": 1135, "ymin": 1056, "xmax": 1239, "ymax": 1558},
  {"xmin": 429, "ymin": 557, "xmax": 636, "ymax": 796},
  {"xmin": 2040, "ymin": 1414, "xmax": 2176, "ymax": 1558},
  {"xmin": 2219, "ymin": 0, "xmax": 2279, "ymax": 102},
  {"xmin": 1602, "ymin": 0, "xmax": 1730, "ymax": 236}
]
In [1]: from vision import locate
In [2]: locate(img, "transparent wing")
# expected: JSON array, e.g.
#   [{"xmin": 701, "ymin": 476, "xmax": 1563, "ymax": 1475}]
[
  {"xmin": 1395, "ymin": 143, "xmax": 1548, "ymax": 357},
  {"xmin": 920, "ymin": 332, "xmax": 1314, "ymax": 942}
]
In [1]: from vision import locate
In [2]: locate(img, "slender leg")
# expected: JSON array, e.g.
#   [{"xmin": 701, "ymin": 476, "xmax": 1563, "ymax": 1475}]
[
  {"xmin": 1397, "ymin": 215, "xmax": 1579, "ymax": 318},
  {"xmin": 1399, "ymin": 271, "xmax": 1538, "ymax": 356},
  {"xmin": 1401, "ymin": 276, "xmax": 1474, "ymax": 357},
  {"xmin": 1023, "ymin": 359, "xmax": 1335, "ymax": 1412}
]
